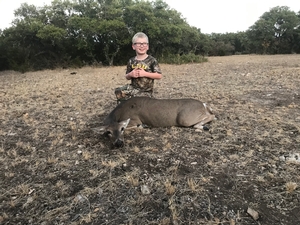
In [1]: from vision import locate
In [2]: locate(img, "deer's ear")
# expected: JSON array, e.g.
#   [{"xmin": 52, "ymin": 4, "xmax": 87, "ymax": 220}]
[{"xmin": 119, "ymin": 119, "xmax": 130, "ymax": 130}]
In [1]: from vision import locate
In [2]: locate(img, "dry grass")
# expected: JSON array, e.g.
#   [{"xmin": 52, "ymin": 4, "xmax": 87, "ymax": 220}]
[{"xmin": 0, "ymin": 55, "xmax": 300, "ymax": 224}]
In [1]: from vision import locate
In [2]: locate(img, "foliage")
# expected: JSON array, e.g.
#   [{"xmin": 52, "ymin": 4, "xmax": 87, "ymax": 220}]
[
  {"xmin": 160, "ymin": 53, "xmax": 207, "ymax": 64},
  {"xmin": 247, "ymin": 6, "xmax": 300, "ymax": 54},
  {"xmin": 0, "ymin": 2, "xmax": 299, "ymax": 72}
]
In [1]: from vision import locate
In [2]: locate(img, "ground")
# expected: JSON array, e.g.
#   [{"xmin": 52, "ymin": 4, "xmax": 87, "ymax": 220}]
[{"xmin": 0, "ymin": 55, "xmax": 299, "ymax": 225}]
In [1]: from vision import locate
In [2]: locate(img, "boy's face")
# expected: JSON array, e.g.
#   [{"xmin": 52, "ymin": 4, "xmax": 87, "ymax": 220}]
[{"xmin": 132, "ymin": 37, "xmax": 149, "ymax": 55}]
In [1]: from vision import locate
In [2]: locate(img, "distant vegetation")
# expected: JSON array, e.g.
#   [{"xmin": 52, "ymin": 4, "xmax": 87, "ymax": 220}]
[{"xmin": 0, "ymin": 0, "xmax": 299, "ymax": 72}]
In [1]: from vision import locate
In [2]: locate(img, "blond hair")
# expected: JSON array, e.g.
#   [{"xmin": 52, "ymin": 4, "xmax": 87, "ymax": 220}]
[{"xmin": 132, "ymin": 32, "xmax": 149, "ymax": 44}]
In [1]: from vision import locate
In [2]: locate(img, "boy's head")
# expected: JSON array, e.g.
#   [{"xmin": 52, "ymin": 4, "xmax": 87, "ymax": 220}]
[{"xmin": 132, "ymin": 32, "xmax": 149, "ymax": 55}]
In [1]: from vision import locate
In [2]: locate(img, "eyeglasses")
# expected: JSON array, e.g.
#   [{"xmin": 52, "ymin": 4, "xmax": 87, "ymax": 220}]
[{"xmin": 134, "ymin": 42, "xmax": 148, "ymax": 47}]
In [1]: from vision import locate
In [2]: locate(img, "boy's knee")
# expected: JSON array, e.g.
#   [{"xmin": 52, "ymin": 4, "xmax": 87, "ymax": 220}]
[
  {"xmin": 115, "ymin": 89, "xmax": 124, "ymax": 99},
  {"xmin": 115, "ymin": 88, "xmax": 133, "ymax": 101},
  {"xmin": 115, "ymin": 88, "xmax": 121, "ymax": 95}
]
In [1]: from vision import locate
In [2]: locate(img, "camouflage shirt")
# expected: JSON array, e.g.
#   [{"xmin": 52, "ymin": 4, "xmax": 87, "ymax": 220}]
[{"xmin": 126, "ymin": 55, "xmax": 162, "ymax": 91}]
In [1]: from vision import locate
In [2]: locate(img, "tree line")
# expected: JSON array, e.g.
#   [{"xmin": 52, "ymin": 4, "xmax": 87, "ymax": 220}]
[{"xmin": 0, "ymin": 0, "xmax": 299, "ymax": 72}]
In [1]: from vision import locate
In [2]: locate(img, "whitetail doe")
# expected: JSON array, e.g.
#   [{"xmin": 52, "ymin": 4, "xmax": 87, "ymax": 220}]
[{"xmin": 98, "ymin": 97, "xmax": 215, "ymax": 147}]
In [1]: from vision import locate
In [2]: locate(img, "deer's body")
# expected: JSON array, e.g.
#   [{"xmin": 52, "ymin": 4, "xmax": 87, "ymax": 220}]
[{"xmin": 100, "ymin": 97, "xmax": 215, "ymax": 147}]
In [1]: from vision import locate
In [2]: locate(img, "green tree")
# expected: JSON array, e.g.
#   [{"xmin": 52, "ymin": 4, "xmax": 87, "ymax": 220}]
[
  {"xmin": 0, "ymin": 0, "xmax": 214, "ymax": 71},
  {"xmin": 247, "ymin": 6, "xmax": 300, "ymax": 54},
  {"xmin": 207, "ymin": 33, "xmax": 235, "ymax": 56}
]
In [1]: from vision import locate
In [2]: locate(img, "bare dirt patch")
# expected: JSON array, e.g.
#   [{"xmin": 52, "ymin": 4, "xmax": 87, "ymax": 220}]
[{"xmin": 1, "ymin": 55, "xmax": 300, "ymax": 225}]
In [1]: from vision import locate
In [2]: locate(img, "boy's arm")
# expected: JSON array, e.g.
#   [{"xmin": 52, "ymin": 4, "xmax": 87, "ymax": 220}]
[
  {"xmin": 137, "ymin": 57, "xmax": 162, "ymax": 79},
  {"xmin": 138, "ymin": 70, "xmax": 162, "ymax": 79},
  {"xmin": 126, "ymin": 69, "xmax": 162, "ymax": 79},
  {"xmin": 125, "ymin": 60, "xmax": 133, "ymax": 80},
  {"xmin": 148, "ymin": 57, "xmax": 162, "ymax": 79},
  {"xmin": 125, "ymin": 72, "xmax": 132, "ymax": 80}
]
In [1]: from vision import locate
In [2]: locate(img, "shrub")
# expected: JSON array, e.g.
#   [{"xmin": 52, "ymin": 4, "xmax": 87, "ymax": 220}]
[{"xmin": 160, "ymin": 53, "xmax": 207, "ymax": 64}]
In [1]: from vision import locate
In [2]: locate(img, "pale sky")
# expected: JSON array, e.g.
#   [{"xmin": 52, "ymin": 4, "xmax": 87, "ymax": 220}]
[{"xmin": 0, "ymin": 0, "xmax": 300, "ymax": 33}]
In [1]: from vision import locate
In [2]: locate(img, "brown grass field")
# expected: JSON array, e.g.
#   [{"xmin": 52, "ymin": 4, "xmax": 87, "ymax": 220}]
[{"xmin": 0, "ymin": 55, "xmax": 300, "ymax": 225}]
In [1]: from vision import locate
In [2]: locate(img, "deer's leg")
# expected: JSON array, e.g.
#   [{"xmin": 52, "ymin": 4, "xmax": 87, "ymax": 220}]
[
  {"xmin": 125, "ymin": 117, "xmax": 144, "ymax": 129},
  {"xmin": 193, "ymin": 114, "xmax": 215, "ymax": 130}
]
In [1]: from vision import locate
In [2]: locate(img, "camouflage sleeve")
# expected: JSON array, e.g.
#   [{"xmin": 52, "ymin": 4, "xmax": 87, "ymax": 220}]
[
  {"xmin": 151, "ymin": 57, "xmax": 162, "ymax": 74},
  {"xmin": 126, "ymin": 58, "xmax": 133, "ymax": 74}
]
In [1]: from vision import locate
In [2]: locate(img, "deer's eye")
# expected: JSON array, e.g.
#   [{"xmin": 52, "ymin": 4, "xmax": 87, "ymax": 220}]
[{"xmin": 121, "ymin": 127, "xmax": 125, "ymax": 132}]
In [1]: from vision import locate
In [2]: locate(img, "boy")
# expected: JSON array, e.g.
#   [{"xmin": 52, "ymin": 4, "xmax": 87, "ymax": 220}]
[{"xmin": 115, "ymin": 32, "xmax": 162, "ymax": 103}]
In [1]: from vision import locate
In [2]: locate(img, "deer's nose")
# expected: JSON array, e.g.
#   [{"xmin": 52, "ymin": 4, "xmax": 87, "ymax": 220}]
[{"xmin": 114, "ymin": 139, "xmax": 124, "ymax": 148}]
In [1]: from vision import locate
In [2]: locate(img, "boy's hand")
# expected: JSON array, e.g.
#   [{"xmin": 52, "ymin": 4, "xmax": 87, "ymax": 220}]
[{"xmin": 131, "ymin": 68, "xmax": 145, "ymax": 78}]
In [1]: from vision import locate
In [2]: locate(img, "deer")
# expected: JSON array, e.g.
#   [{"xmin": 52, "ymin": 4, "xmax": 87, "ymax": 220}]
[{"xmin": 98, "ymin": 97, "xmax": 215, "ymax": 147}]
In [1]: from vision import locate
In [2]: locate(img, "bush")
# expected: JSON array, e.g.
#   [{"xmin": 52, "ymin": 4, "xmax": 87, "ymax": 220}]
[{"xmin": 160, "ymin": 53, "xmax": 207, "ymax": 64}]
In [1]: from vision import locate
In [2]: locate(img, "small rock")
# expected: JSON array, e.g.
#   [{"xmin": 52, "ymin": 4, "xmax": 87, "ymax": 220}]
[
  {"xmin": 247, "ymin": 207, "xmax": 259, "ymax": 220},
  {"xmin": 141, "ymin": 185, "xmax": 150, "ymax": 195},
  {"xmin": 279, "ymin": 156, "xmax": 285, "ymax": 161},
  {"xmin": 122, "ymin": 163, "xmax": 127, "ymax": 168},
  {"xmin": 286, "ymin": 153, "xmax": 300, "ymax": 163}
]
